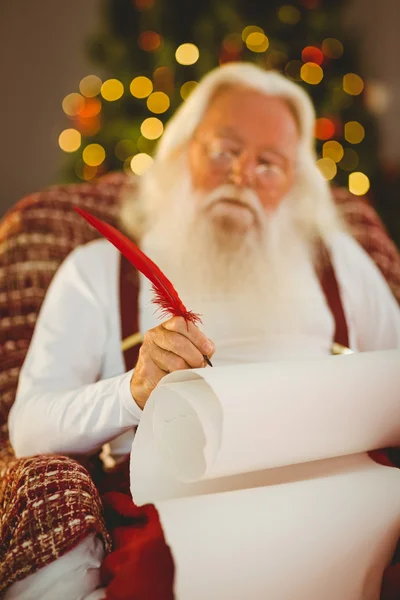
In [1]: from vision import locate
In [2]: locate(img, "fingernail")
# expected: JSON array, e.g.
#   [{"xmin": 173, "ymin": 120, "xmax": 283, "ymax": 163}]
[{"xmin": 203, "ymin": 341, "xmax": 213, "ymax": 354}]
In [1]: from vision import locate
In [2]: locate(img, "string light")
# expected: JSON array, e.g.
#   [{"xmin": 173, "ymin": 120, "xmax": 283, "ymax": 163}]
[
  {"xmin": 180, "ymin": 81, "xmax": 198, "ymax": 100},
  {"xmin": 277, "ymin": 5, "xmax": 301, "ymax": 24},
  {"xmin": 141, "ymin": 117, "xmax": 164, "ymax": 139},
  {"xmin": 301, "ymin": 46, "xmax": 323, "ymax": 65},
  {"xmin": 315, "ymin": 118, "xmax": 335, "ymax": 140},
  {"xmin": 349, "ymin": 172, "xmax": 370, "ymax": 195},
  {"xmin": 101, "ymin": 79, "xmax": 124, "ymax": 101},
  {"xmin": 79, "ymin": 75, "xmax": 102, "ymax": 98},
  {"xmin": 343, "ymin": 73, "xmax": 364, "ymax": 96},
  {"xmin": 246, "ymin": 32, "xmax": 269, "ymax": 53},
  {"xmin": 62, "ymin": 93, "xmax": 84, "ymax": 116},
  {"xmin": 344, "ymin": 121, "xmax": 365, "ymax": 144},
  {"xmin": 130, "ymin": 76, "xmax": 153, "ymax": 98},
  {"xmin": 82, "ymin": 143, "xmax": 106, "ymax": 166},
  {"xmin": 146, "ymin": 91, "xmax": 170, "ymax": 114},
  {"xmin": 322, "ymin": 140, "xmax": 344, "ymax": 163},
  {"xmin": 58, "ymin": 129, "xmax": 81, "ymax": 152},
  {"xmin": 317, "ymin": 158, "xmax": 337, "ymax": 180},
  {"xmin": 241, "ymin": 26, "xmax": 263, "ymax": 42},
  {"xmin": 130, "ymin": 153, "xmax": 153, "ymax": 175},
  {"xmin": 175, "ymin": 43, "xmax": 200, "ymax": 65},
  {"xmin": 301, "ymin": 62, "xmax": 323, "ymax": 85},
  {"xmin": 322, "ymin": 38, "xmax": 343, "ymax": 59},
  {"xmin": 138, "ymin": 31, "xmax": 161, "ymax": 51}
]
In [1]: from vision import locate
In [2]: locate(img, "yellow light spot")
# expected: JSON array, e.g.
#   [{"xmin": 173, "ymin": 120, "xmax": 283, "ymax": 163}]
[
  {"xmin": 146, "ymin": 91, "xmax": 170, "ymax": 114},
  {"xmin": 322, "ymin": 141, "xmax": 344, "ymax": 163},
  {"xmin": 130, "ymin": 153, "xmax": 153, "ymax": 175},
  {"xmin": 317, "ymin": 158, "xmax": 337, "ymax": 181},
  {"xmin": 322, "ymin": 38, "xmax": 344, "ymax": 59},
  {"xmin": 344, "ymin": 121, "xmax": 365, "ymax": 144},
  {"xmin": 62, "ymin": 93, "xmax": 85, "ymax": 116},
  {"xmin": 101, "ymin": 79, "xmax": 124, "ymax": 101},
  {"xmin": 140, "ymin": 117, "xmax": 164, "ymax": 140},
  {"xmin": 301, "ymin": 62, "xmax": 323, "ymax": 85},
  {"xmin": 130, "ymin": 76, "xmax": 153, "ymax": 99},
  {"xmin": 285, "ymin": 60, "xmax": 302, "ymax": 81},
  {"xmin": 241, "ymin": 25, "xmax": 263, "ymax": 42},
  {"xmin": 349, "ymin": 172, "xmax": 370, "ymax": 196},
  {"xmin": 58, "ymin": 129, "xmax": 81, "ymax": 153},
  {"xmin": 79, "ymin": 75, "xmax": 102, "ymax": 97},
  {"xmin": 82, "ymin": 143, "xmax": 106, "ymax": 167},
  {"xmin": 277, "ymin": 5, "xmax": 301, "ymax": 24},
  {"xmin": 339, "ymin": 148, "xmax": 359, "ymax": 171},
  {"xmin": 343, "ymin": 73, "xmax": 364, "ymax": 96},
  {"xmin": 115, "ymin": 139, "xmax": 137, "ymax": 161},
  {"xmin": 180, "ymin": 81, "xmax": 198, "ymax": 100},
  {"xmin": 246, "ymin": 32, "xmax": 269, "ymax": 53},
  {"xmin": 175, "ymin": 43, "xmax": 199, "ymax": 66}
]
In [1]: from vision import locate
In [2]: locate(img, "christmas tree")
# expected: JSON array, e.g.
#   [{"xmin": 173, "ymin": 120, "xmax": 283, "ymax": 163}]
[{"xmin": 59, "ymin": 0, "xmax": 396, "ymax": 239}]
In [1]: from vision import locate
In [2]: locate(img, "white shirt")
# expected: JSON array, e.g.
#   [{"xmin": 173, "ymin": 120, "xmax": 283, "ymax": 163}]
[{"xmin": 9, "ymin": 233, "xmax": 400, "ymax": 458}]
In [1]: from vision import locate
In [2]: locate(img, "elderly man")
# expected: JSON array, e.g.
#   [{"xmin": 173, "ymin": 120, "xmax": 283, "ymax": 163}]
[{"xmin": 5, "ymin": 62, "xmax": 400, "ymax": 598}]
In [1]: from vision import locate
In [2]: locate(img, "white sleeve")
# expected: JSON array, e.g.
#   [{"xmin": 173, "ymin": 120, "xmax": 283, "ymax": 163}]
[
  {"xmin": 8, "ymin": 244, "xmax": 142, "ymax": 458},
  {"xmin": 330, "ymin": 232, "xmax": 400, "ymax": 351}
]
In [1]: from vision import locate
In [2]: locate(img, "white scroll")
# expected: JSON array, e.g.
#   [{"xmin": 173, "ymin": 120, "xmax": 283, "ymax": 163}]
[{"xmin": 129, "ymin": 349, "xmax": 400, "ymax": 600}]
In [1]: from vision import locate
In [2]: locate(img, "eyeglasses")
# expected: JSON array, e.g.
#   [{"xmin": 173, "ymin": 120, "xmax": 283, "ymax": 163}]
[{"xmin": 195, "ymin": 137, "xmax": 289, "ymax": 186}]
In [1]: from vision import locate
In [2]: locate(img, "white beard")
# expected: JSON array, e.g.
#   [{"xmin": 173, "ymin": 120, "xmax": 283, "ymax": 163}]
[{"xmin": 119, "ymin": 157, "xmax": 342, "ymax": 340}]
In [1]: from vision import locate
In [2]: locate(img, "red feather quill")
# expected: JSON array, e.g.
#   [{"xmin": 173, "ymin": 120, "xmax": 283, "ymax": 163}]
[{"xmin": 74, "ymin": 207, "xmax": 202, "ymax": 326}]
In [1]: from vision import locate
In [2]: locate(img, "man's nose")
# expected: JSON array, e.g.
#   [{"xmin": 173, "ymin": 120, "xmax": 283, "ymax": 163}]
[{"xmin": 229, "ymin": 152, "xmax": 257, "ymax": 188}]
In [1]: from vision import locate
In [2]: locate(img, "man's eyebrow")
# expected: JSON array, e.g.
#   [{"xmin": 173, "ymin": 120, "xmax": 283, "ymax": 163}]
[{"xmin": 215, "ymin": 127, "xmax": 242, "ymax": 141}]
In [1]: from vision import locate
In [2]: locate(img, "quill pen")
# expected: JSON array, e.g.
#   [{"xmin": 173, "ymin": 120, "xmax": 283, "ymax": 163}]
[{"xmin": 75, "ymin": 207, "xmax": 213, "ymax": 366}]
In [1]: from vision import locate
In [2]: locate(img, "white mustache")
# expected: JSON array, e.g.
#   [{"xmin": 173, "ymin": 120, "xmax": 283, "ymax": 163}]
[{"xmin": 203, "ymin": 184, "xmax": 265, "ymax": 222}]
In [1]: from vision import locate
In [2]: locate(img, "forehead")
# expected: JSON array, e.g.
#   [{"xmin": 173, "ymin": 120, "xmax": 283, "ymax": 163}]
[{"xmin": 197, "ymin": 85, "xmax": 300, "ymax": 150}]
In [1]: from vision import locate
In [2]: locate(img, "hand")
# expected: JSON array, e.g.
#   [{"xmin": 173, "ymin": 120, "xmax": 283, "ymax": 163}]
[{"xmin": 130, "ymin": 316, "xmax": 215, "ymax": 410}]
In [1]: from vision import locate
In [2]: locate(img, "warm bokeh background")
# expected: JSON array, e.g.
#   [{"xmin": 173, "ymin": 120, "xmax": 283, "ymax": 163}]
[{"xmin": 1, "ymin": 0, "xmax": 399, "ymax": 243}]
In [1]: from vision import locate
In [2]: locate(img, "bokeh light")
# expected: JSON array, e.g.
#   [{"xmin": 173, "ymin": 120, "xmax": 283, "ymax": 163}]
[
  {"xmin": 130, "ymin": 76, "xmax": 153, "ymax": 98},
  {"xmin": 175, "ymin": 43, "xmax": 200, "ymax": 65},
  {"xmin": 115, "ymin": 139, "xmax": 137, "ymax": 161},
  {"xmin": 153, "ymin": 66, "xmax": 174, "ymax": 94},
  {"xmin": 322, "ymin": 38, "xmax": 343, "ymax": 59},
  {"xmin": 62, "ymin": 93, "xmax": 85, "ymax": 116},
  {"xmin": 317, "ymin": 158, "xmax": 337, "ymax": 180},
  {"xmin": 343, "ymin": 73, "xmax": 364, "ymax": 96},
  {"xmin": 101, "ymin": 79, "xmax": 124, "ymax": 101},
  {"xmin": 339, "ymin": 148, "xmax": 359, "ymax": 171},
  {"xmin": 349, "ymin": 172, "xmax": 370, "ymax": 195},
  {"xmin": 241, "ymin": 26, "xmax": 263, "ymax": 42},
  {"xmin": 140, "ymin": 117, "xmax": 164, "ymax": 140},
  {"xmin": 344, "ymin": 121, "xmax": 365, "ymax": 144},
  {"xmin": 146, "ymin": 91, "xmax": 170, "ymax": 114},
  {"xmin": 58, "ymin": 129, "xmax": 81, "ymax": 153},
  {"xmin": 83, "ymin": 143, "xmax": 106, "ymax": 166},
  {"xmin": 285, "ymin": 60, "xmax": 302, "ymax": 81},
  {"xmin": 301, "ymin": 46, "xmax": 323, "ymax": 65},
  {"xmin": 130, "ymin": 153, "xmax": 153, "ymax": 175},
  {"xmin": 180, "ymin": 81, "xmax": 198, "ymax": 100},
  {"xmin": 138, "ymin": 31, "xmax": 161, "ymax": 51},
  {"xmin": 315, "ymin": 118, "xmax": 335, "ymax": 140},
  {"xmin": 77, "ymin": 98, "xmax": 102, "ymax": 118},
  {"xmin": 301, "ymin": 62, "xmax": 324, "ymax": 85},
  {"xmin": 79, "ymin": 75, "xmax": 102, "ymax": 98},
  {"xmin": 135, "ymin": 0, "xmax": 154, "ymax": 9},
  {"xmin": 277, "ymin": 5, "xmax": 301, "ymax": 24},
  {"xmin": 246, "ymin": 32, "xmax": 269, "ymax": 53},
  {"xmin": 223, "ymin": 33, "xmax": 243, "ymax": 53},
  {"xmin": 322, "ymin": 140, "xmax": 344, "ymax": 163}
]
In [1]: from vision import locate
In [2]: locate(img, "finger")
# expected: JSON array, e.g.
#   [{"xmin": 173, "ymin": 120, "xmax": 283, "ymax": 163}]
[
  {"xmin": 150, "ymin": 342, "xmax": 192, "ymax": 373},
  {"xmin": 152, "ymin": 329, "xmax": 205, "ymax": 368},
  {"xmin": 162, "ymin": 316, "xmax": 215, "ymax": 356}
]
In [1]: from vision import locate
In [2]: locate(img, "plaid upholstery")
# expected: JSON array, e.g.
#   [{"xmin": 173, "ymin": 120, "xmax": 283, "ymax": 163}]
[{"xmin": 0, "ymin": 173, "xmax": 399, "ymax": 594}]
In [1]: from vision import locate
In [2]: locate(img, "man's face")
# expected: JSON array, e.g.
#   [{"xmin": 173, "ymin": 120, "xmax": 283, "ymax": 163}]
[{"xmin": 188, "ymin": 85, "xmax": 300, "ymax": 232}]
